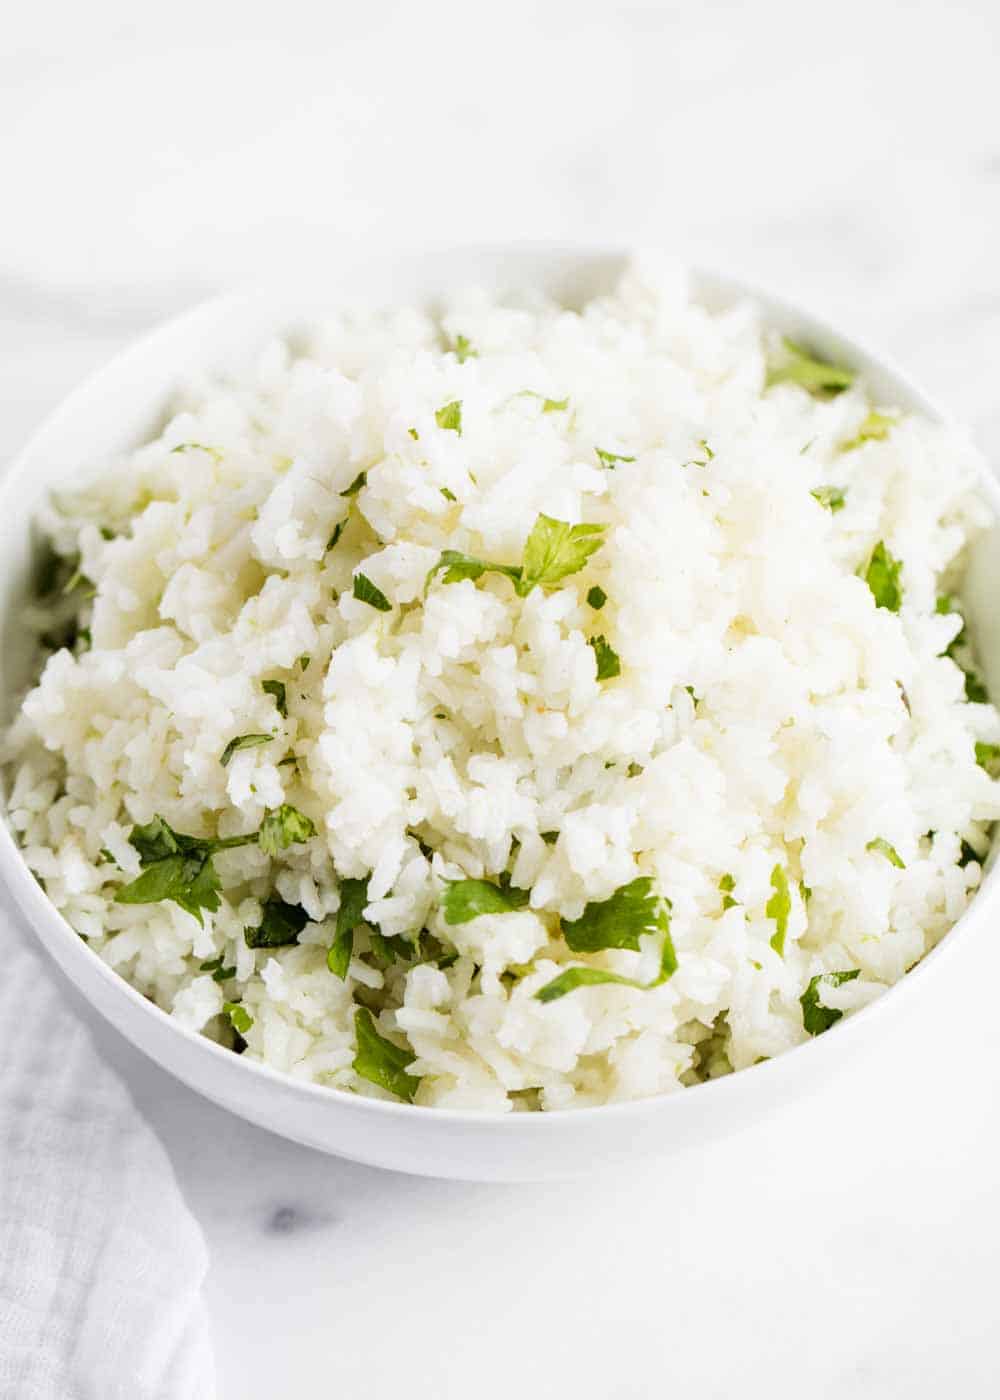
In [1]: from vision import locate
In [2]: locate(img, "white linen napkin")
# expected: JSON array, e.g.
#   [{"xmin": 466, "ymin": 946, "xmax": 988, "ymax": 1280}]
[{"xmin": 0, "ymin": 910, "xmax": 215, "ymax": 1400}]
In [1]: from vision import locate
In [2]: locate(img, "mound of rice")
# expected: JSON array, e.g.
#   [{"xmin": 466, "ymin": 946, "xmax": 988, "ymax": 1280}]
[{"xmin": 4, "ymin": 259, "xmax": 1000, "ymax": 1112}]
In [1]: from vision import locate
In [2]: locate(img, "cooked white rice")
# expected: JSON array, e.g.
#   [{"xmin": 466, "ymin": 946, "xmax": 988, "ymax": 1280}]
[{"xmin": 4, "ymin": 258, "xmax": 999, "ymax": 1112}]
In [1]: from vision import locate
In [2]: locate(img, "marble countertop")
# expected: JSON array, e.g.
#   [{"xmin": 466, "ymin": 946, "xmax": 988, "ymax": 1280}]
[{"xmin": 4, "ymin": 2, "xmax": 1000, "ymax": 1394}]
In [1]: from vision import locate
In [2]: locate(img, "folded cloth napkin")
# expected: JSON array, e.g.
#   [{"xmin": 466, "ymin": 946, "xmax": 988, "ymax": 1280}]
[{"xmin": 0, "ymin": 911, "xmax": 215, "ymax": 1400}]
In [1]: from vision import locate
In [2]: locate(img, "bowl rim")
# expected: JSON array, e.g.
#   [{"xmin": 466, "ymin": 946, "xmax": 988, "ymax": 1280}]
[{"xmin": 2, "ymin": 240, "xmax": 999, "ymax": 1130}]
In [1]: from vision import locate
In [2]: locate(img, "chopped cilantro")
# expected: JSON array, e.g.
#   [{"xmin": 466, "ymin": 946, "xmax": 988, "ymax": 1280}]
[
  {"xmin": 352, "ymin": 573, "xmax": 392, "ymax": 611},
  {"xmin": 811, "ymin": 485, "xmax": 847, "ymax": 513},
  {"xmin": 443, "ymin": 876, "xmax": 530, "ymax": 924},
  {"xmin": 966, "ymin": 670, "xmax": 989, "ymax": 704},
  {"xmin": 801, "ymin": 969, "xmax": 860, "ymax": 1035},
  {"xmin": 171, "ymin": 442, "xmax": 223, "ymax": 462},
  {"xmin": 262, "ymin": 679, "xmax": 287, "ymax": 717},
  {"xmin": 353, "ymin": 1007, "xmax": 420, "ymax": 1102},
  {"xmin": 595, "ymin": 447, "xmax": 636, "ymax": 468},
  {"xmin": 517, "ymin": 515, "xmax": 606, "ymax": 597},
  {"xmin": 98, "ymin": 847, "xmax": 116, "ymax": 865},
  {"xmin": 220, "ymin": 733, "xmax": 272, "ymax": 767},
  {"xmin": 408, "ymin": 427, "xmax": 419, "ymax": 441},
  {"xmin": 975, "ymin": 742, "xmax": 1000, "ymax": 771},
  {"xmin": 115, "ymin": 815, "xmax": 259, "ymax": 925},
  {"xmin": 223, "ymin": 1002, "xmax": 253, "ymax": 1035},
  {"xmin": 326, "ymin": 520, "xmax": 346, "ymax": 553},
  {"xmin": 719, "ymin": 873, "xmax": 737, "ymax": 910},
  {"xmin": 863, "ymin": 541, "xmax": 903, "ymax": 612},
  {"xmin": 866, "ymin": 836, "xmax": 905, "ymax": 868},
  {"xmin": 424, "ymin": 550, "xmax": 521, "ymax": 590},
  {"xmin": 765, "ymin": 338, "xmax": 855, "ymax": 396},
  {"xmin": 588, "ymin": 634, "xmax": 621, "ymax": 681},
  {"xmin": 258, "ymin": 803, "xmax": 316, "ymax": 856},
  {"xmin": 435, "ymin": 400, "xmax": 462, "ymax": 434},
  {"xmin": 540, "ymin": 831, "xmax": 559, "ymax": 845},
  {"xmin": 244, "ymin": 899, "xmax": 309, "ymax": 949},
  {"xmin": 200, "ymin": 956, "xmax": 236, "ymax": 983},
  {"xmin": 587, "ymin": 585, "xmax": 607, "ymax": 610},
  {"xmin": 452, "ymin": 334, "xmax": 477, "ymax": 363},
  {"xmin": 340, "ymin": 471, "xmax": 367, "ymax": 497},
  {"xmin": 766, "ymin": 864, "xmax": 791, "ymax": 956},
  {"xmin": 535, "ymin": 966, "xmax": 649, "ymax": 1002},
  {"xmin": 561, "ymin": 876, "xmax": 672, "ymax": 955},
  {"xmin": 842, "ymin": 409, "xmax": 896, "ymax": 452},
  {"xmin": 297, "ymin": 654, "xmax": 310, "ymax": 672},
  {"xmin": 327, "ymin": 876, "xmax": 369, "ymax": 978},
  {"xmin": 440, "ymin": 487, "xmax": 457, "ymax": 502}
]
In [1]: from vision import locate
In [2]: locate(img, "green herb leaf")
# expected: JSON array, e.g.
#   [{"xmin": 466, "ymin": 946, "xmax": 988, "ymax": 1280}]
[
  {"xmin": 326, "ymin": 520, "xmax": 346, "ymax": 553},
  {"xmin": 540, "ymin": 830, "xmax": 559, "ymax": 845},
  {"xmin": 262, "ymin": 679, "xmax": 287, "ymax": 717},
  {"xmin": 516, "ymin": 515, "xmax": 606, "ymax": 598},
  {"xmin": 407, "ymin": 427, "xmax": 419, "ymax": 441},
  {"xmin": 340, "ymin": 471, "xmax": 367, "ymax": 497},
  {"xmin": 965, "ymin": 670, "xmax": 989, "ymax": 703},
  {"xmin": 327, "ymin": 876, "xmax": 369, "ymax": 978},
  {"xmin": 440, "ymin": 486, "xmax": 457, "ymax": 502},
  {"xmin": 595, "ymin": 447, "xmax": 635, "ymax": 468},
  {"xmin": 866, "ymin": 836, "xmax": 905, "ymax": 868},
  {"xmin": 561, "ymin": 876, "xmax": 672, "ymax": 954},
  {"xmin": 587, "ymin": 585, "xmax": 607, "ymax": 610},
  {"xmin": 115, "ymin": 853, "xmax": 222, "ymax": 926},
  {"xmin": 352, "ymin": 1007, "xmax": 420, "ymax": 1101},
  {"xmin": 863, "ymin": 541, "xmax": 903, "ymax": 612},
  {"xmin": 258, "ymin": 803, "xmax": 316, "ymax": 856},
  {"xmin": 244, "ymin": 899, "xmax": 309, "ymax": 949},
  {"xmin": 171, "ymin": 442, "xmax": 223, "ymax": 462},
  {"xmin": 223, "ymin": 1001, "xmax": 253, "ymax": 1035},
  {"xmin": 200, "ymin": 956, "xmax": 236, "ymax": 983},
  {"xmin": 800, "ymin": 969, "xmax": 860, "ymax": 1035},
  {"xmin": 452, "ymin": 335, "xmax": 477, "ymax": 363},
  {"xmin": 811, "ymin": 485, "xmax": 847, "ymax": 513},
  {"xmin": 766, "ymin": 338, "xmax": 855, "ymax": 396},
  {"xmin": 842, "ymin": 409, "xmax": 896, "ymax": 452},
  {"xmin": 766, "ymin": 864, "xmax": 791, "ymax": 956},
  {"xmin": 435, "ymin": 400, "xmax": 462, "ymax": 434},
  {"xmin": 352, "ymin": 573, "xmax": 392, "ymax": 611},
  {"xmin": 719, "ymin": 872, "xmax": 738, "ymax": 910},
  {"xmin": 535, "ymin": 965, "xmax": 649, "ymax": 1002},
  {"xmin": 588, "ymin": 634, "xmax": 621, "ymax": 681},
  {"xmin": 443, "ymin": 876, "xmax": 531, "ymax": 925},
  {"xmin": 220, "ymin": 733, "xmax": 272, "ymax": 767},
  {"xmin": 975, "ymin": 742, "xmax": 1000, "ymax": 771},
  {"xmin": 425, "ymin": 550, "xmax": 521, "ymax": 591}
]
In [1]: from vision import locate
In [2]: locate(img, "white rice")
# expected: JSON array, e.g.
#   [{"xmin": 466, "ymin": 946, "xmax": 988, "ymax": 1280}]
[{"xmin": 4, "ymin": 257, "xmax": 1000, "ymax": 1112}]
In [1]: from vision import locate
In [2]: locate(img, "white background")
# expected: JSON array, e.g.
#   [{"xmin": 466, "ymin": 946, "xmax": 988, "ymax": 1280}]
[{"xmin": 4, "ymin": 2, "xmax": 1000, "ymax": 1395}]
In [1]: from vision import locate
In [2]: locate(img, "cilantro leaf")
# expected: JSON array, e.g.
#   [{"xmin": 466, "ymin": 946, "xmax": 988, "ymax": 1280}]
[
  {"xmin": 425, "ymin": 550, "xmax": 521, "ymax": 591},
  {"xmin": 325, "ymin": 520, "xmax": 346, "ymax": 552},
  {"xmin": 588, "ymin": 634, "xmax": 621, "ymax": 681},
  {"xmin": 200, "ymin": 956, "xmax": 236, "ymax": 983},
  {"xmin": 561, "ymin": 876, "xmax": 672, "ymax": 954},
  {"xmin": 535, "ymin": 966, "xmax": 649, "ymax": 1002},
  {"xmin": 435, "ymin": 401, "xmax": 462, "ymax": 434},
  {"xmin": 353, "ymin": 1007, "xmax": 420, "ymax": 1101},
  {"xmin": 244, "ymin": 899, "xmax": 309, "ymax": 949},
  {"xmin": 587, "ymin": 585, "xmax": 607, "ymax": 610},
  {"xmin": 800, "ymin": 968, "xmax": 860, "ymax": 1035},
  {"xmin": 115, "ymin": 853, "xmax": 222, "ymax": 926},
  {"xmin": 516, "ymin": 515, "xmax": 606, "ymax": 598},
  {"xmin": 258, "ymin": 803, "xmax": 316, "ymax": 856},
  {"xmin": 220, "ymin": 733, "xmax": 272, "ymax": 767},
  {"xmin": 595, "ymin": 447, "xmax": 635, "ymax": 468},
  {"xmin": 811, "ymin": 485, "xmax": 847, "ymax": 513},
  {"xmin": 514, "ymin": 390, "xmax": 569, "ymax": 413},
  {"xmin": 340, "ymin": 471, "xmax": 367, "ymax": 497},
  {"xmin": 841, "ymin": 409, "xmax": 896, "ymax": 452},
  {"xmin": 766, "ymin": 864, "xmax": 791, "ymax": 956},
  {"xmin": 863, "ymin": 541, "xmax": 903, "ymax": 612},
  {"xmin": 975, "ymin": 741, "xmax": 1000, "ymax": 771},
  {"xmin": 327, "ymin": 876, "xmax": 369, "ymax": 978},
  {"xmin": 443, "ymin": 876, "xmax": 531, "ymax": 925},
  {"xmin": 452, "ymin": 335, "xmax": 477, "ymax": 363},
  {"xmin": 171, "ymin": 442, "xmax": 223, "ymax": 462},
  {"xmin": 719, "ymin": 873, "xmax": 738, "ymax": 910},
  {"xmin": 866, "ymin": 836, "xmax": 905, "ymax": 868},
  {"xmin": 352, "ymin": 573, "xmax": 392, "ymax": 611},
  {"xmin": 223, "ymin": 1002, "xmax": 253, "ymax": 1035},
  {"xmin": 765, "ymin": 338, "xmax": 855, "ymax": 396},
  {"xmin": 262, "ymin": 679, "xmax": 287, "ymax": 717}
]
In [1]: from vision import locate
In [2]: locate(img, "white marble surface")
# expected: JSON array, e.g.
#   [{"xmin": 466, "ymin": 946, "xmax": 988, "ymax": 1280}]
[{"xmin": 4, "ymin": 1, "xmax": 1000, "ymax": 1394}]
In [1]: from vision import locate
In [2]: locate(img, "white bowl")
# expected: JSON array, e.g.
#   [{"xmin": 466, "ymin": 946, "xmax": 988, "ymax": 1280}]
[{"xmin": 2, "ymin": 245, "xmax": 999, "ymax": 1182}]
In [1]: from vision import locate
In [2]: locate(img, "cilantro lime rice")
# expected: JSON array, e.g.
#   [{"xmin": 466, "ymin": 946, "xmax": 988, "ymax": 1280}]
[{"xmin": 4, "ymin": 259, "xmax": 999, "ymax": 1111}]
